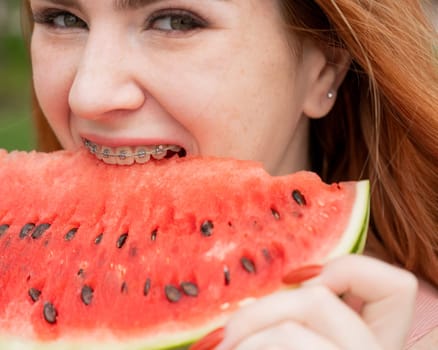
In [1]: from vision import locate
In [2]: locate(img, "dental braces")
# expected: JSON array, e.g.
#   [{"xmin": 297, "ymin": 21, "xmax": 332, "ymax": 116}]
[{"xmin": 83, "ymin": 139, "xmax": 181, "ymax": 160}]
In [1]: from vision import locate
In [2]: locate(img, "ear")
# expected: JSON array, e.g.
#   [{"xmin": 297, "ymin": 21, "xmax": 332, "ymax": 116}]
[{"xmin": 302, "ymin": 41, "xmax": 351, "ymax": 119}]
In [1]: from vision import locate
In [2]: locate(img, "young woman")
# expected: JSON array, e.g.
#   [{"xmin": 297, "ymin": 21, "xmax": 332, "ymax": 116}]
[{"xmin": 22, "ymin": 0, "xmax": 438, "ymax": 348}]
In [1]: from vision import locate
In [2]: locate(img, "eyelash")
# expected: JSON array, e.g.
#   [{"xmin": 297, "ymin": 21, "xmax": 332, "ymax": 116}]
[
  {"xmin": 32, "ymin": 9, "xmax": 87, "ymax": 29},
  {"xmin": 146, "ymin": 9, "xmax": 208, "ymax": 32},
  {"xmin": 31, "ymin": 8, "xmax": 208, "ymax": 32}
]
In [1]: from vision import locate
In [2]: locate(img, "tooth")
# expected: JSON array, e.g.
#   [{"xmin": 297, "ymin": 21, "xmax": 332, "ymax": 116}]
[
  {"xmin": 168, "ymin": 145, "xmax": 182, "ymax": 153},
  {"xmin": 94, "ymin": 144, "xmax": 104, "ymax": 160},
  {"xmin": 84, "ymin": 140, "xmax": 99, "ymax": 155},
  {"xmin": 134, "ymin": 147, "xmax": 151, "ymax": 164},
  {"xmin": 152, "ymin": 145, "xmax": 167, "ymax": 160},
  {"xmin": 152, "ymin": 153, "xmax": 166, "ymax": 160},
  {"xmin": 96, "ymin": 151, "xmax": 104, "ymax": 160},
  {"xmin": 90, "ymin": 143, "xmax": 98, "ymax": 155},
  {"xmin": 116, "ymin": 147, "xmax": 135, "ymax": 165},
  {"xmin": 101, "ymin": 147, "xmax": 117, "ymax": 165}
]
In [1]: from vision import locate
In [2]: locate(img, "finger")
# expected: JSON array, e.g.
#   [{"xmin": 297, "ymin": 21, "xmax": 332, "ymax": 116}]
[
  {"xmin": 234, "ymin": 321, "xmax": 339, "ymax": 350},
  {"xmin": 215, "ymin": 286, "xmax": 380, "ymax": 350},
  {"xmin": 303, "ymin": 255, "xmax": 418, "ymax": 350}
]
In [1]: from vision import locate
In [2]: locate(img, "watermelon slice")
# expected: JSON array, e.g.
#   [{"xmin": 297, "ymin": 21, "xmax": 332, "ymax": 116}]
[{"xmin": 0, "ymin": 149, "xmax": 370, "ymax": 349}]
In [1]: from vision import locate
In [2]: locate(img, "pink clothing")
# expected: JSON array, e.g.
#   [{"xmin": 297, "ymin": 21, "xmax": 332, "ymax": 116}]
[{"xmin": 405, "ymin": 279, "xmax": 438, "ymax": 348}]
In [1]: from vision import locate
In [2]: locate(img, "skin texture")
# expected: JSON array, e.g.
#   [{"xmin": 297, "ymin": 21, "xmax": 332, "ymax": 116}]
[{"xmin": 28, "ymin": 0, "xmax": 423, "ymax": 348}]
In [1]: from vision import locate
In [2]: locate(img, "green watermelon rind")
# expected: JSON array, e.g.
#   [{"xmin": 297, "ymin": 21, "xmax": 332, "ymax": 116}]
[
  {"xmin": 0, "ymin": 181, "xmax": 370, "ymax": 350},
  {"xmin": 326, "ymin": 180, "xmax": 370, "ymax": 259}
]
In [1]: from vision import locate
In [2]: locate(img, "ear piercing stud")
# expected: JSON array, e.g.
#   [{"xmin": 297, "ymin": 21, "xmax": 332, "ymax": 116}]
[{"xmin": 327, "ymin": 90, "xmax": 336, "ymax": 99}]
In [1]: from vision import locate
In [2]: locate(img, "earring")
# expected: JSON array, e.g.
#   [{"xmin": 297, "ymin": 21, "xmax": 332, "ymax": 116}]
[{"xmin": 327, "ymin": 90, "xmax": 336, "ymax": 99}]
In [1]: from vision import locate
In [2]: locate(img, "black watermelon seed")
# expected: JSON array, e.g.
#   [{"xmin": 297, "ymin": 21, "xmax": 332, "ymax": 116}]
[
  {"xmin": 64, "ymin": 228, "xmax": 78, "ymax": 241},
  {"xmin": 151, "ymin": 229, "xmax": 158, "ymax": 241},
  {"xmin": 121, "ymin": 282, "xmax": 128, "ymax": 294},
  {"xmin": 241, "ymin": 257, "xmax": 256, "ymax": 274},
  {"xmin": 77, "ymin": 269, "xmax": 85, "ymax": 278},
  {"xmin": 181, "ymin": 282, "xmax": 199, "ymax": 297},
  {"xmin": 200, "ymin": 220, "xmax": 214, "ymax": 237},
  {"xmin": 43, "ymin": 302, "xmax": 57, "ymax": 324},
  {"xmin": 262, "ymin": 248, "xmax": 272, "ymax": 262},
  {"xmin": 292, "ymin": 190, "xmax": 306, "ymax": 206},
  {"xmin": 31, "ymin": 223, "xmax": 51, "ymax": 240},
  {"xmin": 116, "ymin": 233, "xmax": 128, "ymax": 248},
  {"xmin": 224, "ymin": 266, "xmax": 231, "ymax": 285},
  {"xmin": 271, "ymin": 208, "xmax": 280, "ymax": 220},
  {"xmin": 165, "ymin": 285, "xmax": 182, "ymax": 303},
  {"xmin": 19, "ymin": 223, "xmax": 36, "ymax": 239},
  {"xmin": 129, "ymin": 247, "xmax": 138, "ymax": 257},
  {"xmin": 28, "ymin": 288, "xmax": 41, "ymax": 302},
  {"xmin": 0, "ymin": 224, "xmax": 9, "ymax": 237},
  {"xmin": 94, "ymin": 233, "xmax": 103, "ymax": 245},
  {"xmin": 81, "ymin": 285, "xmax": 94, "ymax": 306},
  {"xmin": 143, "ymin": 278, "xmax": 152, "ymax": 296}
]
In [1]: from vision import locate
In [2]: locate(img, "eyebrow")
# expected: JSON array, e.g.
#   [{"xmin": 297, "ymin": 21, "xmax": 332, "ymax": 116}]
[
  {"xmin": 37, "ymin": 0, "xmax": 226, "ymax": 11},
  {"xmin": 114, "ymin": 0, "xmax": 164, "ymax": 11},
  {"xmin": 114, "ymin": 0, "xmax": 227, "ymax": 11}
]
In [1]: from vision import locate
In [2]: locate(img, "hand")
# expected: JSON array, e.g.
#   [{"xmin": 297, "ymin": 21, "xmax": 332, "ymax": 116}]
[{"xmin": 211, "ymin": 255, "xmax": 418, "ymax": 350}]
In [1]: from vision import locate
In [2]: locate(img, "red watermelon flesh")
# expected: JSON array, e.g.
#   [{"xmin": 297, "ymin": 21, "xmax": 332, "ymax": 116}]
[{"xmin": 0, "ymin": 149, "xmax": 369, "ymax": 349}]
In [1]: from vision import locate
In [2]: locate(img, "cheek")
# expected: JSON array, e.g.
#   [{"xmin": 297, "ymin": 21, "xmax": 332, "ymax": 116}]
[{"xmin": 31, "ymin": 38, "xmax": 77, "ymax": 140}]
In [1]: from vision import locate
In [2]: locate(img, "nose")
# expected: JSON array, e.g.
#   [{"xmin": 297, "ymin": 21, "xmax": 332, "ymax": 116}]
[{"xmin": 68, "ymin": 30, "xmax": 146, "ymax": 120}]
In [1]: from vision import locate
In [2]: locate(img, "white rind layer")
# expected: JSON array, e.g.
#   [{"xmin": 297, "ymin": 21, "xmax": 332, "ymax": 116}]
[
  {"xmin": 327, "ymin": 180, "xmax": 370, "ymax": 259},
  {"xmin": 0, "ymin": 316, "xmax": 226, "ymax": 350}
]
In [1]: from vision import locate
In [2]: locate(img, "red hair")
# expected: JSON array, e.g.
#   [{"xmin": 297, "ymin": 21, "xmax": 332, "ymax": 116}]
[{"xmin": 280, "ymin": 0, "xmax": 438, "ymax": 286}]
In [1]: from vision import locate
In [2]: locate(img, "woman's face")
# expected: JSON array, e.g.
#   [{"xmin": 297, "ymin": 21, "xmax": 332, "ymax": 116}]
[{"xmin": 29, "ymin": 0, "xmax": 337, "ymax": 175}]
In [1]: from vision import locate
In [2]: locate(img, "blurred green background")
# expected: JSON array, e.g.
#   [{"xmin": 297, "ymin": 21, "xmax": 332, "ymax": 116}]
[{"xmin": 0, "ymin": 0, "xmax": 35, "ymax": 151}]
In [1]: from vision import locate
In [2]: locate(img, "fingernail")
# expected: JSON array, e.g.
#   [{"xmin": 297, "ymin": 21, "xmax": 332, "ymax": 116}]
[
  {"xmin": 190, "ymin": 327, "xmax": 225, "ymax": 350},
  {"xmin": 282, "ymin": 265, "xmax": 323, "ymax": 285}
]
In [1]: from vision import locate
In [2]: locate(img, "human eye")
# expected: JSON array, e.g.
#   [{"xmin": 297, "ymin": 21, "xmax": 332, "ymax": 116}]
[
  {"xmin": 32, "ymin": 9, "xmax": 87, "ymax": 30},
  {"xmin": 147, "ymin": 9, "xmax": 207, "ymax": 32}
]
